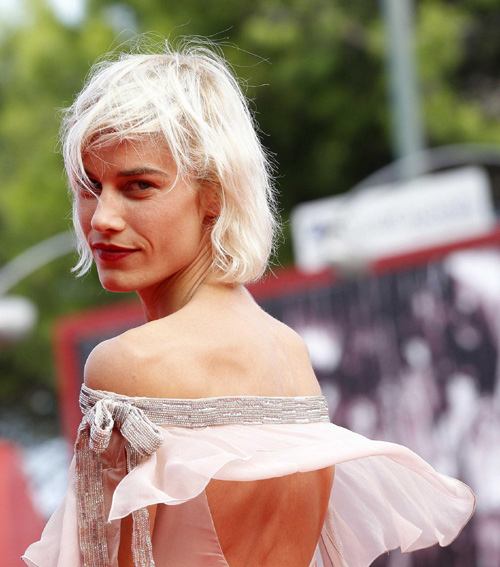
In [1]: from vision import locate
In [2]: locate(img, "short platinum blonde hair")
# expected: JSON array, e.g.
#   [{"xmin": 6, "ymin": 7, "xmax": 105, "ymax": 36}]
[{"xmin": 61, "ymin": 40, "xmax": 279, "ymax": 284}]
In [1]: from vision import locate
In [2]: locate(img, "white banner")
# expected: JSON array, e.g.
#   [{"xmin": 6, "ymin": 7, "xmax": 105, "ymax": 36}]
[{"xmin": 292, "ymin": 167, "xmax": 496, "ymax": 272}]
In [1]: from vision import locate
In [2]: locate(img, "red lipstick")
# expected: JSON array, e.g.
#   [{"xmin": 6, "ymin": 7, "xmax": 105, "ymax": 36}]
[{"xmin": 92, "ymin": 244, "xmax": 139, "ymax": 262}]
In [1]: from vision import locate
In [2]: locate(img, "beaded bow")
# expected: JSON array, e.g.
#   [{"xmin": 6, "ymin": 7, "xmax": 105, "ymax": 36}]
[{"xmin": 76, "ymin": 395, "xmax": 163, "ymax": 567}]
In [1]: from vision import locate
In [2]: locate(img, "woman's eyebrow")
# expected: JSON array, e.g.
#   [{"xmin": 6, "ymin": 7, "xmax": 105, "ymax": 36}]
[{"xmin": 118, "ymin": 167, "xmax": 169, "ymax": 177}]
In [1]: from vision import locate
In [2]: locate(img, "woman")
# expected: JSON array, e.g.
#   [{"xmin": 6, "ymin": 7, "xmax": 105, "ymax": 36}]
[{"xmin": 23, "ymin": 40, "xmax": 474, "ymax": 567}]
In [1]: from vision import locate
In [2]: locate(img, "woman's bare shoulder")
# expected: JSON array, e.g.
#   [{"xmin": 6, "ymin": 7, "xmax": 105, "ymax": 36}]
[
  {"xmin": 261, "ymin": 313, "xmax": 323, "ymax": 396},
  {"xmin": 83, "ymin": 302, "xmax": 322, "ymax": 399},
  {"xmin": 83, "ymin": 317, "xmax": 202, "ymax": 399}
]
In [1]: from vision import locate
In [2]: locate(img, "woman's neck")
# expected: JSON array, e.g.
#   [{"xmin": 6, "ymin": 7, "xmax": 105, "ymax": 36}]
[{"xmin": 137, "ymin": 243, "xmax": 215, "ymax": 320}]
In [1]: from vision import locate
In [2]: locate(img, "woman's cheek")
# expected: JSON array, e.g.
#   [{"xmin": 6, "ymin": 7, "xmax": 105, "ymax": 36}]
[{"xmin": 77, "ymin": 199, "xmax": 96, "ymax": 236}]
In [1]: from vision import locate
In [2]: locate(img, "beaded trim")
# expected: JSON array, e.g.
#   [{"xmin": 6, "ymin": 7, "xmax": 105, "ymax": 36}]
[
  {"xmin": 75, "ymin": 384, "xmax": 330, "ymax": 567},
  {"xmin": 80, "ymin": 383, "xmax": 330, "ymax": 427}
]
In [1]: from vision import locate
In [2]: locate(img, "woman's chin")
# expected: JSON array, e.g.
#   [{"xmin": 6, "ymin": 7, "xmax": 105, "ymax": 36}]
[{"xmin": 97, "ymin": 274, "xmax": 139, "ymax": 294}]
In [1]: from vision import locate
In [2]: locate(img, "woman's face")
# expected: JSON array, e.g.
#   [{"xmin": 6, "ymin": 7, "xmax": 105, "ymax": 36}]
[{"xmin": 78, "ymin": 138, "xmax": 210, "ymax": 294}]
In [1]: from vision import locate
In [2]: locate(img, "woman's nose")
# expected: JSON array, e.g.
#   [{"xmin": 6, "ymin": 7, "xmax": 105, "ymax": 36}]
[{"xmin": 91, "ymin": 190, "xmax": 126, "ymax": 233}]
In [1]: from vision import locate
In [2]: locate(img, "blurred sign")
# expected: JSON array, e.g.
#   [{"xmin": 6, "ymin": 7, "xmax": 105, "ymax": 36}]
[{"xmin": 292, "ymin": 166, "xmax": 495, "ymax": 272}]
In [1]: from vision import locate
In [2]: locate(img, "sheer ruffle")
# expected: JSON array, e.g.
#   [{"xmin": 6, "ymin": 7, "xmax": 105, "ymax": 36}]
[{"xmin": 22, "ymin": 420, "xmax": 474, "ymax": 567}]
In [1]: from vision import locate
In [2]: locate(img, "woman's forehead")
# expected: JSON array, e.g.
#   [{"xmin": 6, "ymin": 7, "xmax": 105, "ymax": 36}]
[{"xmin": 82, "ymin": 137, "xmax": 175, "ymax": 174}]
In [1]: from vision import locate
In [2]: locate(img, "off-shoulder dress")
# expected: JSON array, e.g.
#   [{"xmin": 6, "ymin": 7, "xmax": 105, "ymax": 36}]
[{"xmin": 22, "ymin": 384, "xmax": 474, "ymax": 567}]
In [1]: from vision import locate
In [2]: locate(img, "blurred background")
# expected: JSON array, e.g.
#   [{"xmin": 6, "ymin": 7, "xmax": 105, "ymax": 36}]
[{"xmin": 1, "ymin": 0, "xmax": 500, "ymax": 565}]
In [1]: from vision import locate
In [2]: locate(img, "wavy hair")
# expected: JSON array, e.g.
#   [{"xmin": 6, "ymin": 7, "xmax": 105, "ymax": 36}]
[{"xmin": 60, "ymin": 39, "xmax": 279, "ymax": 284}]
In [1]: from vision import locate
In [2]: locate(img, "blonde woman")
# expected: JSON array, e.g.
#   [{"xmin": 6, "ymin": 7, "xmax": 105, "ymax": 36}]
[{"xmin": 23, "ymin": 40, "xmax": 474, "ymax": 567}]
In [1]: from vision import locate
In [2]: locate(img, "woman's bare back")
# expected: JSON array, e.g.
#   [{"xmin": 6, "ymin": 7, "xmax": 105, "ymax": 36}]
[{"xmin": 206, "ymin": 470, "xmax": 334, "ymax": 567}]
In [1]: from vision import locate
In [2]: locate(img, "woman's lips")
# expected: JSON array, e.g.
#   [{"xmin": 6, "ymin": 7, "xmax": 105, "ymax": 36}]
[{"xmin": 93, "ymin": 246, "xmax": 139, "ymax": 262}]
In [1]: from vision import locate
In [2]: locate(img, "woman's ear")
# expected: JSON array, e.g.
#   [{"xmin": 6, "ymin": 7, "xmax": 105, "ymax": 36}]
[{"xmin": 199, "ymin": 183, "xmax": 221, "ymax": 220}]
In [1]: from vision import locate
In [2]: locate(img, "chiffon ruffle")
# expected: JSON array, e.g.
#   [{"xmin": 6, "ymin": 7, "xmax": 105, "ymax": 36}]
[{"xmin": 22, "ymin": 418, "xmax": 474, "ymax": 567}]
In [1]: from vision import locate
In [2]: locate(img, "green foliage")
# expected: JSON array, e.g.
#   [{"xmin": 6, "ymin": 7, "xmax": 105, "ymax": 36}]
[
  {"xmin": 2, "ymin": 0, "xmax": 500, "ymax": 415},
  {"xmin": 416, "ymin": 1, "xmax": 495, "ymax": 144}
]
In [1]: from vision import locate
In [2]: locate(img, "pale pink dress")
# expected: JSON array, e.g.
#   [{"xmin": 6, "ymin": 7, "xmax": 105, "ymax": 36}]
[{"xmin": 22, "ymin": 385, "xmax": 474, "ymax": 567}]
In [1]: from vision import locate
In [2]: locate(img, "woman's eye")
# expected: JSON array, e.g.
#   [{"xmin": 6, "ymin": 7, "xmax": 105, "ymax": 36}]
[{"xmin": 129, "ymin": 180, "xmax": 153, "ymax": 192}]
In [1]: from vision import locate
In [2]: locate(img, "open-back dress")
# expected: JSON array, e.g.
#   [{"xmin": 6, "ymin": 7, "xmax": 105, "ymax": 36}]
[{"xmin": 22, "ymin": 384, "xmax": 474, "ymax": 567}]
